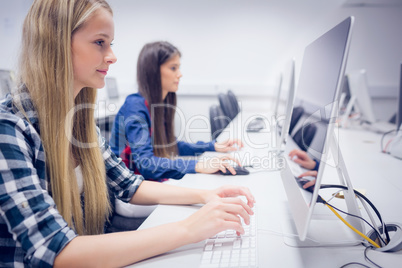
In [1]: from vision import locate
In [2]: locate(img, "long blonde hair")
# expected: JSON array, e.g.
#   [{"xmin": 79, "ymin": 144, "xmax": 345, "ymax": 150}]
[{"xmin": 17, "ymin": 0, "xmax": 113, "ymax": 235}]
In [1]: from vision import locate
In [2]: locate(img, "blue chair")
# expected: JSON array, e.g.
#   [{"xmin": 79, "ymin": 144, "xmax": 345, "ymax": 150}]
[{"xmin": 209, "ymin": 105, "xmax": 229, "ymax": 140}]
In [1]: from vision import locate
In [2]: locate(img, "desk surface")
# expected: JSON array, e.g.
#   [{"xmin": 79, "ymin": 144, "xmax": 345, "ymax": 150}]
[{"xmin": 127, "ymin": 113, "xmax": 402, "ymax": 268}]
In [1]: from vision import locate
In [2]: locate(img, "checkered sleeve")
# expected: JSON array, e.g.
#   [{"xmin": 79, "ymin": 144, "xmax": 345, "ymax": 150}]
[
  {"xmin": 0, "ymin": 117, "xmax": 77, "ymax": 268},
  {"xmin": 97, "ymin": 127, "xmax": 144, "ymax": 203}
]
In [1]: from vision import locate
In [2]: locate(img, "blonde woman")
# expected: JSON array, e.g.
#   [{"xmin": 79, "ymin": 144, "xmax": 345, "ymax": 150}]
[{"xmin": 0, "ymin": 0, "xmax": 255, "ymax": 267}]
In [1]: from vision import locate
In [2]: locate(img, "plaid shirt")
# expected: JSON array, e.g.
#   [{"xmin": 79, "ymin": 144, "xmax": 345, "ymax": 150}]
[{"xmin": 0, "ymin": 92, "xmax": 144, "ymax": 267}]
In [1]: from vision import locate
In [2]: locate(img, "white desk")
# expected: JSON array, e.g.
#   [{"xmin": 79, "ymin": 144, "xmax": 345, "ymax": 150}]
[{"xmin": 127, "ymin": 113, "xmax": 402, "ymax": 268}]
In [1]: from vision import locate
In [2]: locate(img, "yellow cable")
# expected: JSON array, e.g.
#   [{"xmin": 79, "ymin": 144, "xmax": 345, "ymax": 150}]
[{"xmin": 325, "ymin": 204, "xmax": 380, "ymax": 248}]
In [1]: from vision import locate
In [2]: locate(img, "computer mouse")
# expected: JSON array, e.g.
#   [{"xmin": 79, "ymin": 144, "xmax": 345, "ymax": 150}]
[
  {"xmin": 219, "ymin": 166, "xmax": 250, "ymax": 176},
  {"xmin": 296, "ymin": 177, "xmax": 315, "ymax": 193},
  {"xmin": 246, "ymin": 117, "xmax": 265, "ymax": 132}
]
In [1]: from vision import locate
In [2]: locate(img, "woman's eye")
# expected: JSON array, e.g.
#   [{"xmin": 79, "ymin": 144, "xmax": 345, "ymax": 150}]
[
  {"xmin": 171, "ymin": 67, "xmax": 177, "ymax": 71},
  {"xmin": 95, "ymin": 40, "xmax": 104, "ymax": 46}
]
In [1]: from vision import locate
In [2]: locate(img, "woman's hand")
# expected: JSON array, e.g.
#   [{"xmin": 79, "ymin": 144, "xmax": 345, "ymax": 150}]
[
  {"xmin": 195, "ymin": 155, "xmax": 242, "ymax": 175},
  {"xmin": 179, "ymin": 196, "xmax": 254, "ymax": 244},
  {"xmin": 204, "ymin": 185, "xmax": 256, "ymax": 208},
  {"xmin": 298, "ymin": 170, "xmax": 317, "ymax": 189},
  {"xmin": 288, "ymin": 149, "xmax": 316, "ymax": 170},
  {"xmin": 214, "ymin": 139, "xmax": 243, "ymax": 153}
]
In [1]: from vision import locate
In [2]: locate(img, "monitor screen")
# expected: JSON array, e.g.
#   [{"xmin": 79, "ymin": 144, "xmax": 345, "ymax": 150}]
[{"xmin": 280, "ymin": 17, "xmax": 361, "ymax": 245}]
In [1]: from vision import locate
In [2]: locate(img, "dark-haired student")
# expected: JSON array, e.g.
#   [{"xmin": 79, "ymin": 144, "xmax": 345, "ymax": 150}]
[{"xmin": 110, "ymin": 41, "xmax": 243, "ymax": 182}]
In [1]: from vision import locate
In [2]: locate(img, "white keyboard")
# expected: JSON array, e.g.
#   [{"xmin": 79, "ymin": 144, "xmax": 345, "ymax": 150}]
[
  {"xmin": 285, "ymin": 155, "xmax": 303, "ymax": 176},
  {"xmin": 200, "ymin": 211, "xmax": 257, "ymax": 268}
]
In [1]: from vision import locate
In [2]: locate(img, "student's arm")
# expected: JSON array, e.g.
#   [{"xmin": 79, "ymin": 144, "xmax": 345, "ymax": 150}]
[
  {"xmin": 177, "ymin": 140, "xmax": 216, "ymax": 156},
  {"xmin": 130, "ymin": 180, "xmax": 255, "ymax": 207},
  {"xmin": 55, "ymin": 183, "xmax": 255, "ymax": 267},
  {"xmin": 79, "ymin": 136, "xmax": 254, "ymax": 267},
  {"xmin": 118, "ymin": 104, "xmax": 239, "ymax": 178},
  {"xmin": 100, "ymin": 129, "xmax": 145, "ymax": 201},
  {"xmin": 119, "ymin": 100, "xmax": 197, "ymax": 179},
  {"xmin": 312, "ymin": 160, "xmax": 320, "ymax": 171},
  {"xmin": 177, "ymin": 139, "xmax": 244, "ymax": 156},
  {"xmin": 0, "ymin": 118, "xmax": 77, "ymax": 267},
  {"xmin": 288, "ymin": 149, "xmax": 317, "ymax": 170},
  {"xmin": 112, "ymin": 97, "xmax": 242, "ymax": 178},
  {"xmin": 55, "ymin": 191, "xmax": 254, "ymax": 267}
]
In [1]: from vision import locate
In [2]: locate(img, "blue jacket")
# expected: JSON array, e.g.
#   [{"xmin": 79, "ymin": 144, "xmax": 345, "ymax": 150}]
[
  {"xmin": 109, "ymin": 93, "xmax": 216, "ymax": 181},
  {"xmin": 313, "ymin": 159, "xmax": 320, "ymax": 171}
]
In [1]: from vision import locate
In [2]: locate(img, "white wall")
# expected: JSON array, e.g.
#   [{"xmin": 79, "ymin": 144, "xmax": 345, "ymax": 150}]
[
  {"xmin": 0, "ymin": 0, "xmax": 31, "ymax": 72},
  {"xmin": 106, "ymin": 0, "xmax": 402, "ymax": 97},
  {"xmin": 1, "ymin": 0, "xmax": 401, "ymax": 126}
]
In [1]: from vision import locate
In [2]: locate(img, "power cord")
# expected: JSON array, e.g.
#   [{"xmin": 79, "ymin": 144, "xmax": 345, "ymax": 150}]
[
  {"xmin": 340, "ymin": 247, "xmax": 381, "ymax": 268},
  {"xmin": 324, "ymin": 202, "xmax": 381, "ymax": 248},
  {"xmin": 364, "ymin": 246, "xmax": 382, "ymax": 268},
  {"xmin": 317, "ymin": 185, "xmax": 386, "ymax": 268},
  {"xmin": 380, "ymin": 129, "xmax": 401, "ymax": 153},
  {"xmin": 340, "ymin": 262, "xmax": 371, "ymax": 268},
  {"xmin": 319, "ymin": 184, "xmax": 390, "ymax": 243}
]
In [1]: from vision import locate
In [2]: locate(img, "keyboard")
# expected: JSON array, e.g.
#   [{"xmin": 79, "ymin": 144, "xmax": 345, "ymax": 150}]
[
  {"xmin": 369, "ymin": 120, "xmax": 396, "ymax": 133},
  {"xmin": 200, "ymin": 209, "xmax": 257, "ymax": 268},
  {"xmin": 285, "ymin": 154, "xmax": 303, "ymax": 176}
]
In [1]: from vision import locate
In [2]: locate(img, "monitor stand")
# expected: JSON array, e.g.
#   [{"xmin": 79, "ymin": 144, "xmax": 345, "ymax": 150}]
[
  {"xmin": 281, "ymin": 211, "xmax": 363, "ymax": 247},
  {"xmin": 339, "ymin": 94, "xmax": 395, "ymax": 133},
  {"xmin": 281, "ymin": 133, "xmax": 365, "ymax": 247},
  {"xmin": 267, "ymin": 120, "xmax": 287, "ymax": 155},
  {"xmin": 339, "ymin": 94, "xmax": 357, "ymax": 128}
]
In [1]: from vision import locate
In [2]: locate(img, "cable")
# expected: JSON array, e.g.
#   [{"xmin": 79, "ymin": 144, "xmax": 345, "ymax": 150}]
[
  {"xmin": 380, "ymin": 129, "xmax": 393, "ymax": 152},
  {"xmin": 325, "ymin": 203, "xmax": 380, "ymax": 248},
  {"xmin": 340, "ymin": 262, "xmax": 371, "ymax": 268},
  {"xmin": 364, "ymin": 246, "xmax": 382, "ymax": 268},
  {"xmin": 321, "ymin": 185, "xmax": 390, "ymax": 242},
  {"xmin": 340, "ymin": 247, "xmax": 382, "ymax": 268},
  {"xmin": 320, "ymin": 184, "xmax": 390, "ymax": 242},
  {"xmin": 325, "ymin": 202, "xmax": 386, "ymax": 245},
  {"xmin": 357, "ymin": 195, "xmax": 385, "ymax": 247},
  {"xmin": 380, "ymin": 129, "xmax": 401, "ymax": 153},
  {"xmin": 383, "ymin": 137, "xmax": 394, "ymax": 153}
]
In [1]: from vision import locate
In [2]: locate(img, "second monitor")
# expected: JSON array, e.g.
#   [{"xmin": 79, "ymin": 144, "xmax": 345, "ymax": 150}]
[{"xmin": 280, "ymin": 16, "xmax": 364, "ymax": 246}]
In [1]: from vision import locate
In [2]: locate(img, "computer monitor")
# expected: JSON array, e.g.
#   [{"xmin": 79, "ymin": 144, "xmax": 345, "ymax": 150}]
[
  {"xmin": 272, "ymin": 73, "xmax": 283, "ymax": 118},
  {"xmin": 274, "ymin": 59, "xmax": 296, "ymax": 152},
  {"xmin": 347, "ymin": 69, "xmax": 377, "ymax": 123},
  {"xmin": 344, "ymin": 69, "xmax": 396, "ymax": 132},
  {"xmin": 280, "ymin": 16, "xmax": 364, "ymax": 246},
  {"xmin": 0, "ymin": 70, "xmax": 14, "ymax": 98},
  {"xmin": 105, "ymin": 77, "xmax": 119, "ymax": 100},
  {"xmin": 397, "ymin": 63, "xmax": 402, "ymax": 131}
]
